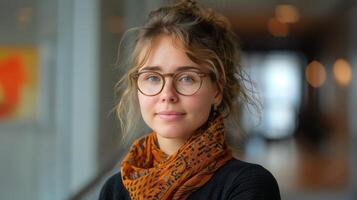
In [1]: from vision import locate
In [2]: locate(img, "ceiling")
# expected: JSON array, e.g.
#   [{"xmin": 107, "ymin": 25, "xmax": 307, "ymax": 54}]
[
  {"xmin": 200, "ymin": 0, "xmax": 355, "ymax": 35},
  {"xmin": 198, "ymin": 0, "xmax": 355, "ymax": 51},
  {"xmin": 202, "ymin": 0, "xmax": 353, "ymax": 18}
]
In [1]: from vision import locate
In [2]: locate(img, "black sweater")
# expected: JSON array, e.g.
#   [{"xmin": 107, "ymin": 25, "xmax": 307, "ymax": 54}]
[{"xmin": 99, "ymin": 159, "xmax": 281, "ymax": 200}]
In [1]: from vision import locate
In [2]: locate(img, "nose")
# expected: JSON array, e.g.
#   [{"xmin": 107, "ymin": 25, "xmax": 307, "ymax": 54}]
[{"xmin": 160, "ymin": 78, "xmax": 178, "ymax": 103}]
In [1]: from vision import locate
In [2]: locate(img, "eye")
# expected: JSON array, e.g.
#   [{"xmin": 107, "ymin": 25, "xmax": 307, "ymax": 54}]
[
  {"xmin": 179, "ymin": 75, "xmax": 194, "ymax": 82},
  {"xmin": 177, "ymin": 72, "xmax": 198, "ymax": 84},
  {"xmin": 147, "ymin": 75, "xmax": 160, "ymax": 82},
  {"xmin": 142, "ymin": 73, "xmax": 161, "ymax": 82}
]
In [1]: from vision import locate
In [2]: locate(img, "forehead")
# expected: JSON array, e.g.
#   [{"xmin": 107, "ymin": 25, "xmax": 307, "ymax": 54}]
[{"xmin": 137, "ymin": 35, "xmax": 201, "ymax": 72}]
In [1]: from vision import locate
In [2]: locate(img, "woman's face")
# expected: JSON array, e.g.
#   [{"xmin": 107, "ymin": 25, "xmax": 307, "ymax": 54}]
[{"xmin": 137, "ymin": 35, "xmax": 222, "ymax": 140}]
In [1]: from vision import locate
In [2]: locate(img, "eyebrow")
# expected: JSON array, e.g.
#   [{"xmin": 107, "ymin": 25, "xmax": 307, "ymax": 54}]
[{"xmin": 139, "ymin": 66, "xmax": 201, "ymax": 72}]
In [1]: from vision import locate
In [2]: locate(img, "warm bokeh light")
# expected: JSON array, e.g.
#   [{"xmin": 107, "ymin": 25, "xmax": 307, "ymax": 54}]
[
  {"xmin": 333, "ymin": 58, "xmax": 352, "ymax": 86},
  {"xmin": 305, "ymin": 60, "xmax": 326, "ymax": 88},
  {"xmin": 267, "ymin": 18, "xmax": 289, "ymax": 37},
  {"xmin": 275, "ymin": 4, "xmax": 300, "ymax": 24}
]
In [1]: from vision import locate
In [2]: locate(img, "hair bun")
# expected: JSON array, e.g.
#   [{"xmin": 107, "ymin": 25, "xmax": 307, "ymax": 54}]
[
  {"xmin": 186, "ymin": 0, "xmax": 197, "ymax": 7},
  {"xmin": 177, "ymin": 0, "xmax": 198, "ymax": 8}
]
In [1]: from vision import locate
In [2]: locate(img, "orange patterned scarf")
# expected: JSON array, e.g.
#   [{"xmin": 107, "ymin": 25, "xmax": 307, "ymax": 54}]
[{"xmin": 121, "ymin": 113, "xmax": 232, "ymax": 200}]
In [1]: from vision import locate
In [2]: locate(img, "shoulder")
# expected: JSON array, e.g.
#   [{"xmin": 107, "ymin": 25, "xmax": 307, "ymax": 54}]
[
  {"xmin": 222, "ymin": 159, "xmax": 277, "ymax": 181},
  {"xmin": 99, "ymin": 171, "xmax": 130, "ymax": 200},
  {"xmin": 220, "ymin": 159, "xmax": 281, "ymax": 200},
  {"xmin": 189, "ymin": 158, "xmax": 281, "ymax": 200}
]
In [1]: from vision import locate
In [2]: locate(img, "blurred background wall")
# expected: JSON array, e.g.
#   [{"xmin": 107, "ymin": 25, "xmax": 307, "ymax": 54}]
[{"xmin": 0, "ymin": 0, "xmax": 356, "ymax": 199}]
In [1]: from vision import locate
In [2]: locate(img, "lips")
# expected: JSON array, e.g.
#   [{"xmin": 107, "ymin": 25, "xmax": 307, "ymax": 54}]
[{"xmin": 156, "ymin": 111, "xmax": 185, "ymax": 120}]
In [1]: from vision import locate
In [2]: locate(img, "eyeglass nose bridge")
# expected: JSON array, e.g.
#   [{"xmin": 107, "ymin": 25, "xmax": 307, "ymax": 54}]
[{"xmin": 157, "ymin": 72, "xmax": 178, "ymax": 94}]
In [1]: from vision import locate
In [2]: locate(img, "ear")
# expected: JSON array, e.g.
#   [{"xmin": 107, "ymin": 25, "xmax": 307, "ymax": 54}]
[{"xmin": 213, "ymin": 83, "xmax": 223, "ymax": 106}]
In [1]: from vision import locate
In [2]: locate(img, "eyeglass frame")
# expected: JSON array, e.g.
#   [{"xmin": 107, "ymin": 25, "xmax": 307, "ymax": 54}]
[{"xmin": 132, "ymin": 70, "xmax": 212, "ymax": 96}]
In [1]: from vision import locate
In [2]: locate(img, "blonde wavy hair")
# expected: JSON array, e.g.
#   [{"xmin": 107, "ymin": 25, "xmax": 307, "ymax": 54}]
[{"xmin": 114, "ymin": 0, "xmax": 260, "ymax": 147}]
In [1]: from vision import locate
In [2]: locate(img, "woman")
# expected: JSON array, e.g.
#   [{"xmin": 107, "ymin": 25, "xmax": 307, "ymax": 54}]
[{"xmin": 100, "ymin": 0, "xmax": 280, "ymax": 199}]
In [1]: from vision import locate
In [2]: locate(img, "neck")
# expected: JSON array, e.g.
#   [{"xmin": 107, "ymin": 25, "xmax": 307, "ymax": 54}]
[{"xmin": 156, "ymin": 135, "xmax": 187, "ymax": 155}]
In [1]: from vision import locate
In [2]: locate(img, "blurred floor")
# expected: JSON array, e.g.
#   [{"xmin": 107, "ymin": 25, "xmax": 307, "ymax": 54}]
[{"xmin": 244, "ymin": 132, "xmax": 351, "ymax": 199}]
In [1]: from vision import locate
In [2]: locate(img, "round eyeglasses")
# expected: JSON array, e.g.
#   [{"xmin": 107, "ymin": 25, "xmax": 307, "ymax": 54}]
[{"xmin": 133, "ymin": 70, "xmax": 210, "ymax": 96}]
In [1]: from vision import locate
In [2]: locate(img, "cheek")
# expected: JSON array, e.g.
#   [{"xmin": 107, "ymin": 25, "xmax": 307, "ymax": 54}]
[
  {"xmin": 187, "ymin": 92, "xmax": 214, "ymax": 115},
  {"xmin": 138, "ymin": 93, "xmax": 156, "ymax": 116},
  {"xmin": 195, "ymin": 102, "xmax": 212, "ymax": 118},
  {"xmin": 138, "ymin": 93, "xmax": 148, "ymax": 114}
]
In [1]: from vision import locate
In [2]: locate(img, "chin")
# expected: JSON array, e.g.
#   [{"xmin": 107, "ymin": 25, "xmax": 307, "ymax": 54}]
[{"xmin": 155, "ymin": 127, "xmax": 192, "ymax": 139}]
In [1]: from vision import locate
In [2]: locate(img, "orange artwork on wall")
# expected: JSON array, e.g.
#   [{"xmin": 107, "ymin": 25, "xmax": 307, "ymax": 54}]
[{"xmin": 0, "ymin": 46, "xmax": 38, "ymax": 121}]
